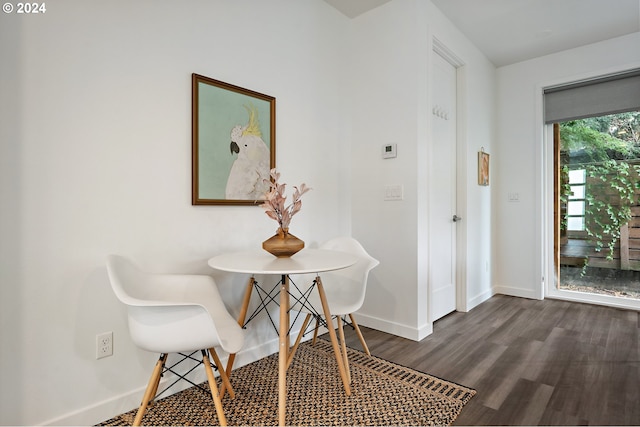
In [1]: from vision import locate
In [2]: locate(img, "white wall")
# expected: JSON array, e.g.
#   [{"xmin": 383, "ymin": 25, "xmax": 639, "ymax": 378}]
[
  {"xmin": 347, "ymin": 0, "xmax": 496, "ymax": 339},
  {"xmin": 1, "ymin": 0, "xmax": 499, "ymax": 424},
  {"xmin": 494, "ymin": 32, "xmax": 640, "ymax": 299},
  {"xmin": 0, "ymin": 1, "xmax": 353, "ymax": 425}
]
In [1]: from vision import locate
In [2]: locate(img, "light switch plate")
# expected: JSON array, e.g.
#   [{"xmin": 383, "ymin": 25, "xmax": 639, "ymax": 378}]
[{"xmin": 384, "ymin": 185, "xmax": 403, "ymax": 201}]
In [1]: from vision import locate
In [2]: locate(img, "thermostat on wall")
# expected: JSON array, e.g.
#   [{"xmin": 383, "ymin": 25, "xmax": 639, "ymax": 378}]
[{"xmin": 382, "ymin": 143, "xmax": 397, "ymax": 159}]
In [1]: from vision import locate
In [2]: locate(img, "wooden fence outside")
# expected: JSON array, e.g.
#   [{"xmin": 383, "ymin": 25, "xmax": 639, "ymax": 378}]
[{"xmin": 561, "ymin": 161, "xmax": 640, "ymax": 270}]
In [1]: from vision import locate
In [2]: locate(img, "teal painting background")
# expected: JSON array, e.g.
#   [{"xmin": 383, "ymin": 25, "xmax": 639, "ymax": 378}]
[{"xmin": 197, "ymin": 82, "xmax": 272, "ymax": 199}]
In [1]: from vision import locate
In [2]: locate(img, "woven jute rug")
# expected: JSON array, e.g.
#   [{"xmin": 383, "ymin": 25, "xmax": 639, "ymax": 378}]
[{"xmin": 99, "ymin": 340, "xmax": 475, "ymax": 426}]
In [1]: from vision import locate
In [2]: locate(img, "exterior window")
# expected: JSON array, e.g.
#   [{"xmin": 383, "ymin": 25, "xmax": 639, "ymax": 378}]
[{"xmin": 567, "ymin": 169, "xmax": 586, "ymax": 231}]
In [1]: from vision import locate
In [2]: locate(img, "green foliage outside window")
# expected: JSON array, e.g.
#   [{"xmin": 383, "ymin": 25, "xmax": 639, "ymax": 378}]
[{"xmin": 560, "ymin": 112, "xmax": 640, "ymax": 270}]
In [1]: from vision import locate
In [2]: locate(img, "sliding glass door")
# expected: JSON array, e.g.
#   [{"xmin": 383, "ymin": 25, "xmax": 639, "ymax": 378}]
[{"xmin": 554, "ymin": 112, "xmax": 640, "ymax": 305}]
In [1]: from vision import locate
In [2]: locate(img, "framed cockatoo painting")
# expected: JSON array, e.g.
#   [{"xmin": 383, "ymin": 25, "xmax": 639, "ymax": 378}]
[{"xmin": 192, "ymin": 74, "xmax": 276, "ymax": 205}]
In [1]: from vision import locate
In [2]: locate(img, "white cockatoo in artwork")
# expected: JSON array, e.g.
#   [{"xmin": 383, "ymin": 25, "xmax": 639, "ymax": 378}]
[{"xmin": 225, "ymin": 104, "xmax": 271, "ymax": 200}]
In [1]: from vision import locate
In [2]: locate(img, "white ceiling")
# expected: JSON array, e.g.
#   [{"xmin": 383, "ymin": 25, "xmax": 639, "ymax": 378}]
[
  {"xmin": 325, "ymin": 0, "xmax": 640, "ymax": 67},
  {"xmin": 323, "ymin": 0, "xmax": 392, "ymax": 19}
]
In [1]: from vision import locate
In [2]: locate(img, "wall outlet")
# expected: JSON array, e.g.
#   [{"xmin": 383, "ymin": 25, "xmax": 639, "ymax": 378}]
[{"xmin": 96, "ymin": 331, "xmax": 113, "ymax": 359}]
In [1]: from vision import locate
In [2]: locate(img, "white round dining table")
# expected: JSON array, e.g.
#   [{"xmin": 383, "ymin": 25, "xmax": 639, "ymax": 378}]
[
  {"xmin": 208, "ymin": 248, "xmax": 358, "ymax": 275},
  {"xmin": 208, "ymin": 248, "xmax": 357, "ymax": 426}
]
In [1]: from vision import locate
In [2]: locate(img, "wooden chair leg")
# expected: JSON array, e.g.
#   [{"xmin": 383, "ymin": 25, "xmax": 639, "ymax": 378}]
[
  {"xmin": 209, "ymin": 347, "xmax": 235, "ymax": 399},
  {"xmin": 349, "ymin": 313, "xmax": 371, "ymax": 356},
  {"xmin": 337, "ymin": 316, "xmax": 351, "ymax": 384},
  {"xmin": 287, "ymin": 313, "xmax": 313, "ymax": 369},
  {"xmin": 202, "ymin": 350, "xmax": 227, "ymax": 426},
  {"xmin": 312, "ymin": 317, "xmax": 320, "ymax": 345},
  {"xmin": 147, "ymin": 356, "xmax": 164, "ymax": 409},
  {"xmin": 133, "ymin": 354, "xmax": 167, "ymax": 426}
]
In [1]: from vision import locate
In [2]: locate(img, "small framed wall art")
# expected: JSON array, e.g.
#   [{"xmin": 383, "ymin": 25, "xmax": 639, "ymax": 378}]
[
  {"xmin": 192, "ymin": 73, "xmax": 276, "ymax": 205},
  {"xmin": 478, "ymin": 148, "xmax": 490, "ymax": 186}
]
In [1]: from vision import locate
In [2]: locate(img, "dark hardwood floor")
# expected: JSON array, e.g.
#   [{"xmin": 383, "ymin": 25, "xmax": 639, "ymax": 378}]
[{"xmin": 339, "ymin": 295, "xmax": 640, "ymax": 425}]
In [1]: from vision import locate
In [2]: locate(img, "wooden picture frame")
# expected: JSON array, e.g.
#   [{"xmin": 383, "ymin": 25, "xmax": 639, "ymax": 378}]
[
  {"xmin": 478, "ymin": 150, "xmax": 490, "ymax": 186},
  {"xmin": 192, "ymin": 74, "xmax": 276, "ymax": 205}
]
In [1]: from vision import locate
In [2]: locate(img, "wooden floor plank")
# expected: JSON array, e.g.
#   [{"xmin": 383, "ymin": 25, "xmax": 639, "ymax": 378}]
[
  {"xmin": 482, "ymin": 337, "xmax": 544, "ymax": 411},
  {"xmin": 337, "ymin": 295, "xmax": 640, "ymax": 425}
]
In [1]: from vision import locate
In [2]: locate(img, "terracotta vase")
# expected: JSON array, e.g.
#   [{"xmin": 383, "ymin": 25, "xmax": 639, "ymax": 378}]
[{"xmin": 262, "ymin": 227, "xmax": 304, "ymax": 257}]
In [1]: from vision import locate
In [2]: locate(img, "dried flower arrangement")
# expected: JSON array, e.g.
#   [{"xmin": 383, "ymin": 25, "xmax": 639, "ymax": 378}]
[{"xmin": 260, "ymin": 168, "xmax": 311, "ymax": 231}]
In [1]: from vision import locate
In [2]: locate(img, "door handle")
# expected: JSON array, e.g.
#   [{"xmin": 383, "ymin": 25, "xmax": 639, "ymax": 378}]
[{"xmin": 452, "ymin": 215, "xmax": 462, "ymax": 222}]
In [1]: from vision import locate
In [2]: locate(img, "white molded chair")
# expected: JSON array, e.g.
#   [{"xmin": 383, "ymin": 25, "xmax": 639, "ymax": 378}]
[
  {"xmin": 291, "ymin": 237, "xmax": 379, "ymax": 382},
  {"xmin": 106, "ymin": 255, "xmax": 244, "ymax": 426}
]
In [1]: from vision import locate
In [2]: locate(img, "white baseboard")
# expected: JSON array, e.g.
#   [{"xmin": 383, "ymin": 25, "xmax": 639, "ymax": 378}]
[
  {"xmin": 467, "ymin": 288, "xmax": 494, "ymax": 310},
  {"xmin": 492, "ymin": 284, "xmax": 543, "ymax": 300},
  {"xmin": 353, "ymin": 313, "xmax": 432, "ymax": 342}
]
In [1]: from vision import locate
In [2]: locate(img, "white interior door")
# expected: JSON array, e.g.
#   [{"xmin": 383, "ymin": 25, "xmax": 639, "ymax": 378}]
[{"xmin": 429, "ymin": 51, "xmax": 458, "ymax": 322}]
